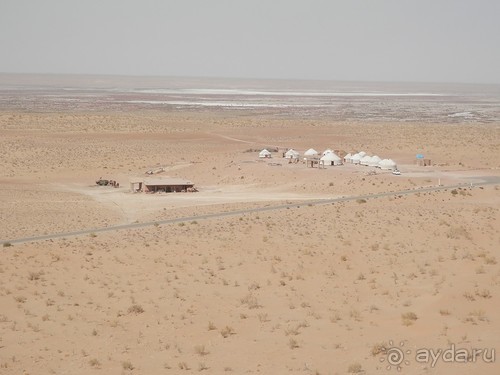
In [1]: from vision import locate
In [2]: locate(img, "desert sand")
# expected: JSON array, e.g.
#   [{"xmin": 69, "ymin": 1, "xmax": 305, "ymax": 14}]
[{"xmin": 1, "ymin": 106, "xmax": 499, "ymax": 374}]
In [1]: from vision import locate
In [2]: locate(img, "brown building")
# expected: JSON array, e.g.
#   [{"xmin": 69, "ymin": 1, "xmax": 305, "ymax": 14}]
[{"xmin": 130, "ymin": 177, "xmax": 195, "ymax": 193}]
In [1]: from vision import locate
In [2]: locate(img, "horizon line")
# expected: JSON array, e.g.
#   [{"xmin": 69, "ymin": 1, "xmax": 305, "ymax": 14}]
[{"xmin": 1, "ymin": 71, "xmax": 499, "ymax": 87}]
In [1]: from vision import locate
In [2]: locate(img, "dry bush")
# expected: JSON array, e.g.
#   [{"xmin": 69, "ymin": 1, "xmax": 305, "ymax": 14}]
[
  {"xmin": 288, "ymin": 338, "xmax": 299, "ymax": 349},
  {"xmin": 463, "ymin": 292, "xmax": 476, "ymax": 301},
  {"xmin": 240, "ymin": 293, "xmax": 261, "ymax": 309},
  {"xmin": 178, "ymin": 362, "xmax": 189, "ymax": 370},
  {"xmin": 220, "ymin": 326, "xmax": 235, "ymax": 338},
  {"xmin": 128, "ymin": 304, "xmax": 144, "ymax": 314},
  {"xmin": 122, "ymin": 361, "xmax": 134, "ymax": 370},
  {"xmin": 89, "ymin": 358, "xmax": 101, "ymax": 369},
  {"xmin": 371, "ymin": 342, "xmax": 387, "ymax": 356},
  {"xmin": 347, "ymin": 362, "xmax": 363, "ymax": 373},
  {"xmin": 28, "ymin": 271, "xmax": 43, "ymax": 281},
  {"xmin": 402, "ymin": 312, "xmax": 418, "ymax": 326},
  {"xmin": 485, "ymin": 256, "xmax": 497, "ymax": 265},
  {"xmin": 350, "ymin": 309, "xmax": 362, "ymax": 322},
  {"xmin": 198, "ymin": 362, "xmax": 209, "ymax": 371},
  {"xmin": 14, "ymin": 296, "xmax": 26, "ymax": 303},
  {"xmin": 194, "ymin": 345, "xmax": 209, "ymax": 356},
  {"xmin": 476, "ymin": 289, "xmax": 492, "ymax": 299}
]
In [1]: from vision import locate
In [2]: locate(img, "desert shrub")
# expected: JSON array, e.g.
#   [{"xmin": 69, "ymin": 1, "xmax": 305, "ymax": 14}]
[
  {"xmin": 347, "ymin": 363, "xmax": 363, "ymax": 373},
  {"xmin": 127, "ymin": 304, "xmax": 144, "ymax": 314}
]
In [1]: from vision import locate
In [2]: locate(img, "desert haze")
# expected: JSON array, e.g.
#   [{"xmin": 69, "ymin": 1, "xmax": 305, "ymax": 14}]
[{"xmin": 0, "ymin": 75, "xmax": 499, "ymax": 374}]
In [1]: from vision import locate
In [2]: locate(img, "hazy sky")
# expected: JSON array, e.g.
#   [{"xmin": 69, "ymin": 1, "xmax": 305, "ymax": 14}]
[{"xmin": 1, "ymin": 0, "xmax": 499, "ymax": 84}]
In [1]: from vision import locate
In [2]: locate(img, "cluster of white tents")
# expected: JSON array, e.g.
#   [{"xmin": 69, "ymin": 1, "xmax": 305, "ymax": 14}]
[
  {"xmin": 344, "ymin": 152, "xmax": 397, "ymax": 170},
  {"xmin": 261, "ymin": 148, "xmax": 397, "ymax": 170}
]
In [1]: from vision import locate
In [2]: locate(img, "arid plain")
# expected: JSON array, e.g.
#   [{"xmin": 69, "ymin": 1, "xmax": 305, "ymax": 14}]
[{"xmin": 1, "ymin": 106, "xmax": 500, "ymax": 374}]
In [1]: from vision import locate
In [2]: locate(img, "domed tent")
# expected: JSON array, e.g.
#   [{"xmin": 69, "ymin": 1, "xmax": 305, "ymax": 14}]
[
  {"xmin": 259, "ymin": 149, "xmax": 272, "ymax": 158},
  {"xmin": 378, "ymin": 159, "xmax": 397, "ymax": 170},
  {"xmin": 284, "ymin": 149, "xmax": 300, "ymax": 159},
  {"xmin": 320, "ymin": 152, "xmax": 342, "ymax": 166},
  {"xmin": 360, "ymin": 155, "xmax": 372, "ymax": 166},
  {"xmin": 369, "ymin": 155, "xmax": 381, "ymax": 167},
  {"xmin": 304, "ymin": 148, "xmax": 319, "ymax": 157},
  {"xmin": 344, "ymin": 153, "xmax": 352, "ymax": 163},
  {"xmin": 322, "ymin": 148, "xmax": 334, "ymax": 156},
  {"xmin": 351, "ymin": 153, "xmax": 362, "ymax": 164},
  {"xmin": 358, "ymin": 151, "xmax": 367, "ymax": 158}
]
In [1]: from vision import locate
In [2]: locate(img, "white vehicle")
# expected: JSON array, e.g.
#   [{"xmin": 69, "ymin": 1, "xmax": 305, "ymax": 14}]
[{"xmin": 392, "ymin": 169, "xmax": 401, "ymax": 175}]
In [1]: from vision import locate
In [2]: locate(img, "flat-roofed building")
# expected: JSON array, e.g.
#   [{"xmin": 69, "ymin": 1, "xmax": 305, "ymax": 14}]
[{"xmin": 130, "ymin": 177, "xmax": 195, "ymax": 193}]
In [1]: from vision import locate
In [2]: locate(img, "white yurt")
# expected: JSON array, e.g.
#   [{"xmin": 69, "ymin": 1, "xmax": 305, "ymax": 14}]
[
  {"xmin": 322, "ymin": 148, "xmax": 334, "ymax": 156},
  {"xmin": 259, "ymin": 149, "xmax": 272, "ymax": 158},
  {"xmin": 344, "ymin": 153, "xmax": 352, "ymax": 163},
  {"xmin": 284, "ymin": 149, "xmax": 300, "ymax": 159},
  {"xmin": 351, "ymin": 153, "xmax": 362, "ymax": 164},
  {"xmin": 304, "ymin": 148, "xmax": 319, "ymax": 157},
  {"xmin": 369, "ymin": 155, "xmax": 382, "ymax": 167},
  {"xmin": 360, "ymin": 155, "xmax": 371, "ymax": 166},
  {"xmin": 320, "ymin": 152, "xmax": 342, "ymax": 166},
  {"xmin": 358, "ymin": 151, "xmax": 367, "ymax": 158},
  {"xmin": 378, "ymin": 159, "xmax": 397, "ymax": 170}
]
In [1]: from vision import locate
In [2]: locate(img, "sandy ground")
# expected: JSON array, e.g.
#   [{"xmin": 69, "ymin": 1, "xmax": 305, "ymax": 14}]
[{"xmin": 1, "ymin": 109, "xmax": 499, "ymax": 374}]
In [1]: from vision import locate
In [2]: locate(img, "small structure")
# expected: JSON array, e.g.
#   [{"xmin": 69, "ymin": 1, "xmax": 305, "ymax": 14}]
[
  {"xmin": 284, "ymin": 149, "xmax": 300, "ymax": 160},
  {"xmin": 304, "ymin": 148, "xmax": 320, "ymax": 167},
  {"xmin": 322, "ymin": 148, "xmax": 334, "ymax": 156},
  {"xmin": 320, "ymin": 152, "xmax": 342, "ymax": 166},
  {"xmin": 417, "ymin": 158, "xmax": 432, "ymax": 166},
  {"xmin": 130, "ymin": 177, "xmax": 195, "ymax": 193},
  {"xmin": 416, "ymin": 153, "xmax": 431, "ymax": 166},
  {"xmin": 259, "ymin": 149, "xmax": 272, "ymax": 158},
  {"xmin": 344, "ymin": 153, "xmax": 352, "ymax": 163}
]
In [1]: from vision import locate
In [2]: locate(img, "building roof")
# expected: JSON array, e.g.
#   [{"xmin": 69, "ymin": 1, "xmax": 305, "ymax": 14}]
[
  {"xmin": 322, "ymin": 148, "xmax": 334, "ymax": 156},
  {"xmin": 285, "ymin": 149, "xmax": 300, "ymax": 158},
  {"xmin": 304, "ymin": 148, "xmax": 319, "ymax": 156},
  {"xmin": 130, "ymin": 177, "xmax": 194, "ymax": 186},
  {"xmin": 351, "ymin": 153, "xmax": 362, "ymax": 161},
  {"xmin": 320, "ymin": 152, "xmax": 341, "ymax": 161}
]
